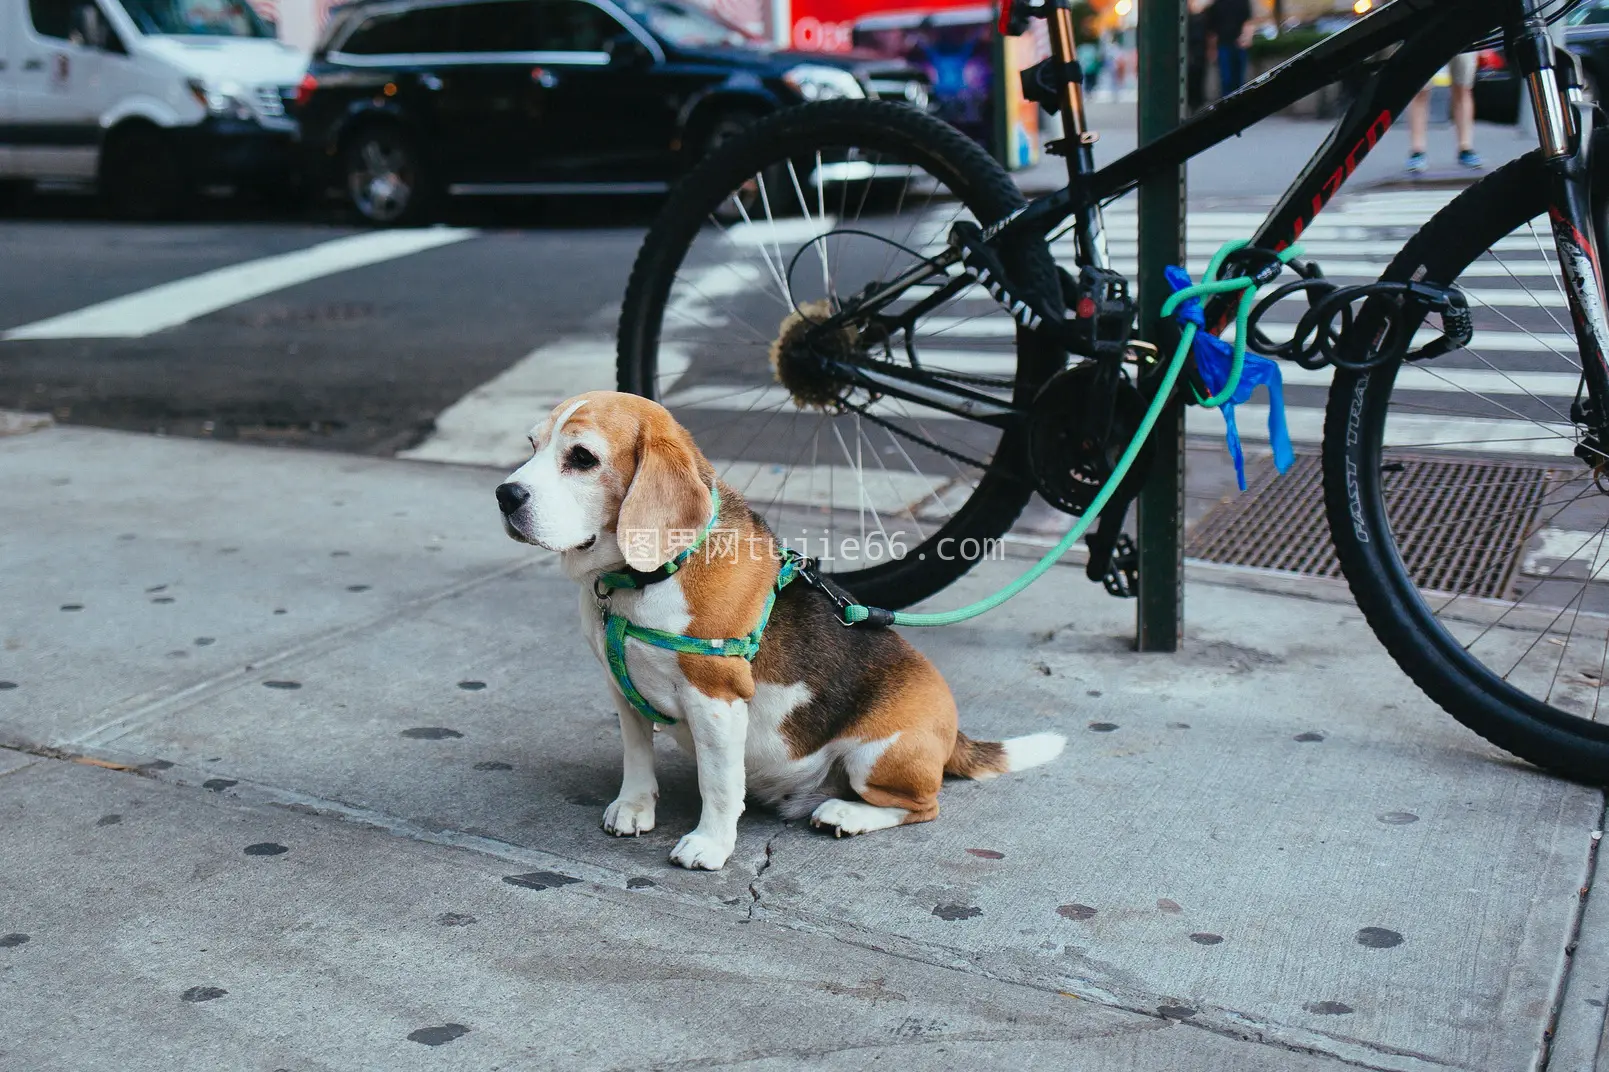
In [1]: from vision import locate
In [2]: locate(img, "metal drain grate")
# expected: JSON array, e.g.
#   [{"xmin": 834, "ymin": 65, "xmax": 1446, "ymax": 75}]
[{"xmin": 1188, "ymin": 451, "xmax": 1553, "ymax": 598}]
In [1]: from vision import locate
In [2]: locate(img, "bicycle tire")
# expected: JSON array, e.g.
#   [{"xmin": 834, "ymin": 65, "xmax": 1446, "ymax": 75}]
[
  {"xmin": 618, "ymin": 99, "xmax": 1063, "ymax": 610},
  {"xmin": 1323, "ymin": 150, "xmax": 1609, "ymax": 783}
]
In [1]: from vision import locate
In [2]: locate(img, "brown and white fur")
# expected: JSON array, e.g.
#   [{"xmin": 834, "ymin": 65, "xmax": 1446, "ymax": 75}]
[{"xmin": 497, "ymin": 391, "xmax": 1065, "ymax": 871}]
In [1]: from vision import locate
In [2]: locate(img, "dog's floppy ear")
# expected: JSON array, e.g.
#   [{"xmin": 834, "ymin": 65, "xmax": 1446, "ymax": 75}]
[{"xmin": 616, "ymin": 418, "xmax": 711, "ymax": 571}]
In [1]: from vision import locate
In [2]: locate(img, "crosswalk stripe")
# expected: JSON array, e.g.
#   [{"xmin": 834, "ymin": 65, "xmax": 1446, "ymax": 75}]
[
  {"xmin": 927, "ymin": 281, "xmax": 1571, "ymax": 310},
  {"xmin": 665, "ymin": 363, "xmax": 1587, "ymax": 412},
  {"xmin": 714, "ymin": 460, "xmax": 938, "ymax": 515},
  {"xmin": 1096, "ymin": 260, "xmax": 1563, "ymax": 278},
  {"xmin": 918, "ymin": 315, "xmax": 1577, "ymax": 351},
  {"xmin": 398, "ymin": 336, "xmax": 690, "ymax": 468},
  {"xmin": 1202, "ymin": 403, "xmax": 1575, "ymax": 456},
  {"xmin": 1083, "ymin": 237, "xmax": 1552, "ymax": 258},
  {"xmin": 2, "ymin": 228, "xmax": 477, "ymax": 340},
  {"xmin": 1522, "ymin": 529, "xmax": 1609, "ymax": 577}
]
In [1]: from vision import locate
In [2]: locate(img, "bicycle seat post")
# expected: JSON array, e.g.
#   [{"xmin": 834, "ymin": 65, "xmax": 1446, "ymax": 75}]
[{"xmin": 1045, "ymin": 0, "xmax": 1097, "ymax": 186}]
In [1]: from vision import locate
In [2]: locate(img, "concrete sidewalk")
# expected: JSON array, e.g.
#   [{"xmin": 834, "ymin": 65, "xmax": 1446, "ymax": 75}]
[{"xmin": 1, "ymin": 421, "xmax": 1605, "ymax": 1071}]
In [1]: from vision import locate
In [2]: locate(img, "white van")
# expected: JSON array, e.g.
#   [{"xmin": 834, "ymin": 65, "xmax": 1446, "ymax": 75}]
[{"xmin": 0, "ymin": 0, "xmax": 307, "ymax": 215}]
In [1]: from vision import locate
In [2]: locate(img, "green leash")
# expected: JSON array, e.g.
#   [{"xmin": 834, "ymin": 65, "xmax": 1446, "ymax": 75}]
[{"xmin": 841, "ymin": 238, "xmax": 1302, "ymax": 628}]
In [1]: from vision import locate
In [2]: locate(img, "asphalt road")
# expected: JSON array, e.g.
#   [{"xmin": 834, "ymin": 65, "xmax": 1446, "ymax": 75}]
[{"xmin": 0, "ymin": 193, "xmax": 659, "ymax": 454}]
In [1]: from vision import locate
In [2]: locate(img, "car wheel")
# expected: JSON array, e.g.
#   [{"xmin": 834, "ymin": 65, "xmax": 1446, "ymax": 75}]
[
  {"xmin": 344, "ymin": 124, "xmax": 434, "ymax": 226},
  {"xmin": 0, "ymin": 179, "xmax": 33, "ymax": 214},
  {"xmin": 701, "ymin": 109, "xmax": 765, "ymax": 161},
  {"xmin": 101, "ymin": 126, "xmax": 184, "ymax": 220},
  {"xmin": 699, "ymin": 108, "xmax": 802, "ymax": 223}
]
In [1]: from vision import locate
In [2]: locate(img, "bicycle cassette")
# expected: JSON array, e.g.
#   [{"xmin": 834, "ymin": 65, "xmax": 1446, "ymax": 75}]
[{"xmin": 1027, "ymin": 362, "xmax": 1154, "ymax": 515}]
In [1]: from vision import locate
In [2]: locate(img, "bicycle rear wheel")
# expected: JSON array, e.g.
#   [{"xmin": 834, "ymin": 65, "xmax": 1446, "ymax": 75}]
[
  {"xmin": 1324, "ymin": 151, "xmax": 1609, "ymax": 782},
  {"xmin": 617, "ymin": 100, "xmax": 1063, "ymax": 609}
]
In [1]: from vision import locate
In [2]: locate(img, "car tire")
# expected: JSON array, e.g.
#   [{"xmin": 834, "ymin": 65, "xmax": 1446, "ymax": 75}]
[
  {"xmin": 0, "ymin": 179, "xmax": 33, "ymax": 214},
  {"xmin": 343, "ymin": 123, "xmax": 436, "ymax": 226},
  {"xmin": 698, "ymin": 108, "xmax": 766, "ymax": 163},
  {"xmin": 100, "ymin": 126, "xmax": 184, "ymax": 220}
]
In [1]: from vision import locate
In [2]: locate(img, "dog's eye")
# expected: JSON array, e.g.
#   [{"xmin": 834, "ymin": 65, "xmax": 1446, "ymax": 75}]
[{"xmin": 566, "ymin": 445, "xmax": 599, "ymax": 472}]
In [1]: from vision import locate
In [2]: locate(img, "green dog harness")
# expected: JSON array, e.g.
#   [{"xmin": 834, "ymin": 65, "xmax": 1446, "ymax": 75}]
[{"xmin": 595, "ymin": 487, "xmax": 804, "ymax": 725}]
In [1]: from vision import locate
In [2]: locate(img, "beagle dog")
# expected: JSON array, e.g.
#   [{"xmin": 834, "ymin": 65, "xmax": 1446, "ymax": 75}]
[{"xmin": 497, "ymin": 391, "xmax": 1065, "ymax": 871}]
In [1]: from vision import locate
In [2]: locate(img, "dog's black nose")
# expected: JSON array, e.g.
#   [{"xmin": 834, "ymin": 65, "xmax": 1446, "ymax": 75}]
[{"xmin": 496, "ymin": 483, "xmax": 530, "ymax": 516}]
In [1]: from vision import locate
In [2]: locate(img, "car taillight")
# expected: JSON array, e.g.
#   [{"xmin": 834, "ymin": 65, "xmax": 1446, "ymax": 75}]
[{"xmin": 295, "ymin": 73, "xmax": 318, "ymax": 109}]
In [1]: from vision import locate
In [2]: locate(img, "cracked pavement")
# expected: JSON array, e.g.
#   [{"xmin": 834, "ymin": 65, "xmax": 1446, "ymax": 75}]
[{"xmin": 2, "ymin": 424, "xmax": 1606, "ymax": 1071}]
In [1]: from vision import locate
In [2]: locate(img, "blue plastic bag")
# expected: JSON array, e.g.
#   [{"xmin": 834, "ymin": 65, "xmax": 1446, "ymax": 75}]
[{"xmin": 1164, "ymin": 265, "xmax": 1295, "ymax": 490}]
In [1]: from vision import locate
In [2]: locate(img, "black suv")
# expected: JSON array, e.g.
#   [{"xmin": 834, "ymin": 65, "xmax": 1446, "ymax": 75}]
[{"xmin": 297, "ymin": 0, "xmax": 931, "ymax": 223}]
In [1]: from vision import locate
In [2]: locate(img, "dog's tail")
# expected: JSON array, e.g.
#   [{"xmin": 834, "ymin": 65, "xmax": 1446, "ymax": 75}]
[{"xmin": 944, "ymin": 731, "xmax": 1066, "ymax": 781}]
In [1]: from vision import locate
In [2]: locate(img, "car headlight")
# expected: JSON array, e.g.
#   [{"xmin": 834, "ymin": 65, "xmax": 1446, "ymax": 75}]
[
  {"xmin": 188, "ymin": 78, "xmax": 254, "ymax": 121},
  {"xmin": 783, "ymin": 65, "xmax": 865, "ymax": 102}
]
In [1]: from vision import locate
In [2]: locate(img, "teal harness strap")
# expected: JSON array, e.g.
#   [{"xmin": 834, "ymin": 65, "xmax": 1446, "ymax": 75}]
[{"xmin": 601, "ymin": 541, "xmax": 804, "ymax": 726}]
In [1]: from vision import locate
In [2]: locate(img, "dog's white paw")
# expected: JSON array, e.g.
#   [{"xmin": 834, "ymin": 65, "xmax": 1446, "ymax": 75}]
[
  {"xmin": 669, "ymin": 830, "xmax": 734, "ymax": 870},
  {"xmin": 602, "ymin": 798, "xmax": 656, "ymax": 837},
  {"xmin": 809, "ymin": 798, "xmax": 906, "ymax": 837}
]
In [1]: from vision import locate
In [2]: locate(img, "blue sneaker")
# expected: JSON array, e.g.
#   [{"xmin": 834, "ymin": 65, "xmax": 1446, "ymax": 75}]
[
  {"xmin": 1405, "ymin": 151, "xmax": 1428, "ymax": 174},
  {"xmin": 1458, "ymin": 149, "xmax": 1483, "ymax": 169}
]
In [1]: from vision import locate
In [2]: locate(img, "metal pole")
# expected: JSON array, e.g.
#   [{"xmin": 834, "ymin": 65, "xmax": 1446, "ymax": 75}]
[{"xmin": 1135, "ymin": 0, "xmax": 1187, "ymax": 652}]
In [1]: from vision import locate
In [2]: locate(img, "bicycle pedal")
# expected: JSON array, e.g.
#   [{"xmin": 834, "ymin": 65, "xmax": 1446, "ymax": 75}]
[{"xmin": 1101, "ymin": 533, "xmax": 1139, "ymax": 598}]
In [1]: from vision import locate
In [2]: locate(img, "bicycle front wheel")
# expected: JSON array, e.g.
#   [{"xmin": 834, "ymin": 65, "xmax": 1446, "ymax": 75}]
[
  {"xmin": 617, "ymin": 100, "xmax": 1063, "ymax": 609},
  {"xmin": 1324, "ymin": 151, "xmax": 1609, "ymax": 782}
]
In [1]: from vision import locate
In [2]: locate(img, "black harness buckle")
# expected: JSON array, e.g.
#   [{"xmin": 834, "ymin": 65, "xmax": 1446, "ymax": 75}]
[{"xmin": 794, "ymin": 557, "xmax": 893, "ymax": 628}]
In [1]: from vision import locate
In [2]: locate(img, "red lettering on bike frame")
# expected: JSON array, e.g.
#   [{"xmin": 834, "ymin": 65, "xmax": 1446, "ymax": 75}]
[{"xmin": 1272, "ymin": 110, "xmax": 1393, "ymax": 254}]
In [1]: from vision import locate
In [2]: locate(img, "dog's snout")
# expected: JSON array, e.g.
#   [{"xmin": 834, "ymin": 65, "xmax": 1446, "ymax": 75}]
[{"xmin": 496, "ymin": 482, "xmax": 531, "ymax": 516}]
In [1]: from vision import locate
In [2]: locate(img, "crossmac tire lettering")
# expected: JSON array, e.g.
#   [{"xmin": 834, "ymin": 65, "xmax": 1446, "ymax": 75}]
[{"xmin": 1346, "ymin": 375, "xmax": 1370, "ymax": 544}]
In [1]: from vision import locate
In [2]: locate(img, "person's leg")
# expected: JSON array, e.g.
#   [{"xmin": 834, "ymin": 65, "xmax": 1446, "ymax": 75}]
[
  {"xmin": 1217, "ymin": 41, "xmax": 1233, "ymax": 98},
  {"xmin": 1449, "ymin": 52, "xmax": 1480, "ymax": 167},
  {"xmin": 1407, "ymin": 85, "xmax": 1431, "ymax": 171},
  {"xmin": 1453, "ymin": 85, "xmax": 1475, "ymax": 150},
  {"xmin": 1226, "ymin": 43, "xmax": 1247, "ymax": 93},
  {"xmin": 1409, "ymin": 86, "xmax": 1430, "ymax": 153}
]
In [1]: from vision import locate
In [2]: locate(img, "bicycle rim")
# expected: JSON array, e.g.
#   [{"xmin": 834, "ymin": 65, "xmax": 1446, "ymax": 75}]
[{"xmin": 618, "ymin": 101, "xmax": 1061, "ymax": 607}]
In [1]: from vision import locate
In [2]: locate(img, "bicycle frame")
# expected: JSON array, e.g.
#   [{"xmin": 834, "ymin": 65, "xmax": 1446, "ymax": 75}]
[
  {"xmin": 1036, "ymin": 0, "xmax": 1530, "ymax": 314},
  {"xmin": 818, "ymin": 0, "xmax": 1609, "ymax": 447}
]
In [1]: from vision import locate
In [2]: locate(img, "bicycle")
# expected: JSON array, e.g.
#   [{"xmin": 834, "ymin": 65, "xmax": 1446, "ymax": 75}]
[{"xmin": 617, "ymin": 0, "xmax": 1609, "ymax": 783}]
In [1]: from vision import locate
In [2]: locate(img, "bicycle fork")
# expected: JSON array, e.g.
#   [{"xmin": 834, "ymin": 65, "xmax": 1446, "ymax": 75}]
[{"xmin": 1512, "ymin": 1, "xmax": 1609, "ymax": 464}]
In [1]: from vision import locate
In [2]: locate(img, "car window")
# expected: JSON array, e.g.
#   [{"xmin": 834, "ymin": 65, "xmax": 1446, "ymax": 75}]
[
  {"xmin": 28, "ymin": 0, "xmax": 75, "ymax": 37},
  {"xmin": 535, "ymin": 0, "xmax": 624, "ymax": 51},
  {"xmin": 1568, "ymin": 1, "xmax": 1609, "ymax": 24},
  {"xmin": 115, "ymin": 0, "xmax": 274, "ymax": 36},
  {"xmin": 340, "ymin": 3, "xmax": 460, "ymax": 52},
  {"xmin": 456, "ymin": 0, "xmax": 542, "ymax": 50},
  {"xmin": 621, "ymin": 0, "xmax": 755, "ymax": 47}
]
